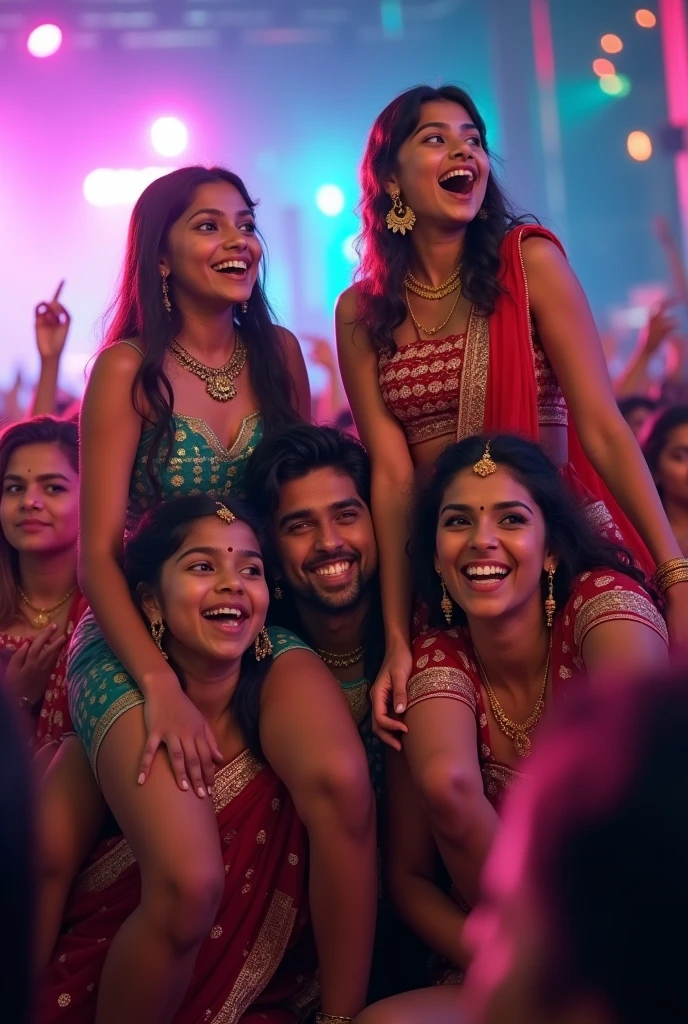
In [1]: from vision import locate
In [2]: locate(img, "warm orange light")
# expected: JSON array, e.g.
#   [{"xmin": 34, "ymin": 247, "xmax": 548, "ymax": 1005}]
[
  {"xmin": 593, "ymin": 58, "xmax": 616, "ymax": 76},
  {"xmin": 601, "ymin": 33, "xmax": 623, "ymax": 53},
  {"xmin": 635, "ymin": 9, "xmax": 657, "ymax": 28},
  {"xmin": 627, "ymin": 130, "xmax": 652, "ymax": 161}
]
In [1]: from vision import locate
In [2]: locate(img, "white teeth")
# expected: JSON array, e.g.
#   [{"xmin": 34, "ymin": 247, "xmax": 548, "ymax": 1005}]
[
  {"xmin": 203, "ymin": 607, "xmax": 243, "ymax": 618},
  {"xmin": 439, "ymin": 168, "xmax": 475, "ymax": 184},
  {"xmin": 314, "ymin": 561, "xmax": 351, "ymax": 577},
  {"xmin": 465, "ymin": 566, "xmax": 508, "ymax": 578},
  {"xmin": 212, "ymin": 260, "xmax": 248, "ymax": 272}
]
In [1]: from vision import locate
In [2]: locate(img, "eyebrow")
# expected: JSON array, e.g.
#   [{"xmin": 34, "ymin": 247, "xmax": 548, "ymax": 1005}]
[
  {"xmin": 186, "ymin": 207, "xmax": 255, "ymax": 223},
  {"xmin": 3, "ymin": 472, "xmax": 71, "ymax": 483},
  {"xmin": 412, "ymin": 120, "xmax": 479, "ymax": 138},
  {"xmin": 175, "ymin": 545, "xmax": 263, "ymax": 562},
  {"xmin": 278, "ymin": 497, "xmax": 365, "ymax": 530},
  {"xmin": 440, "ymin": 500, "xmax": 534, "ymax": 516}
]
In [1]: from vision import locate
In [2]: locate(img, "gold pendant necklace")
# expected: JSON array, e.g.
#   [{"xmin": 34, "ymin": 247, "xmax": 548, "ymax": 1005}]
[
  {"xmin": 18, "ymin": 586, "xmax": 77, "ymax": 629},
  {"xmin": 406, "ymin": 287, "xmax": 461, "ymax": 337},
  {"xmin": 315, "ymin": 645, "xmax": 365, "ymax": 669},
  {"xmin": 171, "ymin": 335, "xmax": 247, "ymax": 402},
  {"xmin": 405, "ymin": 265, "xmax": 461, "ymax": 300},
  {"xmin": 474, "ymin": 632, "xmax": 552, "ymax": 758}
]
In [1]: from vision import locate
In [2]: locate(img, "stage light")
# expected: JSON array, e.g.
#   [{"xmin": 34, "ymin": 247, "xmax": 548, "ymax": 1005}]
[
  {"xmin": 27, "ymin": 24, "xmax": 62, "ymax": 58},
  {"xmin": 83, "ymin": 167, "xmax": 172, "ymax": 207},
  {"xmin": 151, "ymin": 117, "xmax": 188, "ymax": 157},
  {"xmin": 342, "ymin": 234, "xmax": 358, "ymax": 263},
  {"xmin": 316, "ymin": 185, "xmax": 345, "ymax": 217},
  {"xmin": 627, "ymin": 131, "xmax": 652, "ymax": 161},
  {"xmin": 599, "ymin": 73, "xmax": 631, "ymax": 96},
  {"xmin": 601, "ymin": 33, "xmax": 623, "ymax": 53},
  {"xmin": 593, "ymin": 58, "xmax": 616, "ymax": 76},
  {"xmin": 635, "ymin": 9, "xmax": 657, "ymax": 28}
]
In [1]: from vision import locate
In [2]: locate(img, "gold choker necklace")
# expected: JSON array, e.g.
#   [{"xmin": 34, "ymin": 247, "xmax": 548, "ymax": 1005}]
[
  {"xmin": 474, "ymin": 632, "xmax": 552, "ymax": 758},
  {"xmin": 19, "ymin": 586, "xmax": 77, "ymax": 628},
  {"xmin": 171, "ymin": 336, "xmax": 247, "ymax": 402},
  {"xmin": 404, "ymin": 266, "xmax": 461, "ymax": 300},
  {"xmin": 315, "ymin": 645, "xmax": 365, "ymax": 669}
]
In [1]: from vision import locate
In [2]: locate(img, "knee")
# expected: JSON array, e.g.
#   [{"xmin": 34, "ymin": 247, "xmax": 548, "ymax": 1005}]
[
  {"xmin": 414, "ymin": 755, "xmax": 483, "ymax": 840},
  {"xmin": 144, "ymin": 857, "xmax": 225, "ymax": 952},
  {"xmin": 355, "ymin": 999, "xmax": 404, "ymax": 1024},
  {"xmin": 303, "ymin": 753, "xmax": 374, "ymax": 840}
]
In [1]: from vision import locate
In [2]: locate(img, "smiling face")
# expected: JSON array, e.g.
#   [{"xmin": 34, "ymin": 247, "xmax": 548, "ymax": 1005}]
[
  {"xmin": 0, "ymin": 442, "xmax": 79, "ymax": 559},
  {"xmin": 273, "ymin": 466, "xmax": 377, "ymax": 614},
  {"xmin": 161, "ymin": 180, "xmax": 263, "ymax": 312},
  {"xmin": 435, "ymin": 466, "xmax": 553, "ymax": 625},
  {"xmin": 389, "ymin": 99, "xmax": 490, "ymax": 228},
  {"xmin": 143, "ymin": 516, "xmax": 269, "ymax": 672},
  {"xmin": 655, "ymin": 422, "xmax": 688, "ymax": 509}
]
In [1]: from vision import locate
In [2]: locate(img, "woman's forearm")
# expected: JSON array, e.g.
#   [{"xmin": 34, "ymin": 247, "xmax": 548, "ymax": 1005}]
[
  {"xmin": 371, "ymin": 471, "xmax": 414, "ymax": 650},
  {"xmin": 79, "ymin": 553, "xmax": 178, "ymax": 695},
  {"xmin": 614, "ymin": 347, "xmax": 651, "ymax": 399},
  {"xmin": 391, "ymin": 873, "xmax": 469, "ymax": 967},
  {"xmin": 581, "ymin": 419, "xmax": 682, "ymax": 563},
  {"xmin": 29, "ymin": 357, "xmax": 60, "ymax": 417}
]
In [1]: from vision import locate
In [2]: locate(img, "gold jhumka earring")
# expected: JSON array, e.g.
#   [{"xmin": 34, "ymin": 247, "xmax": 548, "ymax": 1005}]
[
  {"xmin": 386, "ymin": 188, "xmax": 416, "ymax": 235},
  {"xmin": 161, "ymin": 274, "xmax": 172, "ymax": 315},
  {"xmin": 150, "ymin": 620, "xmax": 168, "ymax": 659},
  {"xmin": 254, "ymin": 627, "xmax": 273, "ymax": 661},
  {"xmin": 436, "ymin": 568, "xmax": 453, "ymax": 625},
  {"xmin": 545, "ymin": 565, "xmax": 556, "ymax": 628}
]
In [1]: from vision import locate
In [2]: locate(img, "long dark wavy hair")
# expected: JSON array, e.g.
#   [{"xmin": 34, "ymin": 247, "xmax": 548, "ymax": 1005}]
[
  {"xmin": 413, "ymin": 435, "xmax": 654, "ymax": 630},
  {"xmin": 0, "ymin": 416, "xmax": 79, "ymax": 629},
  {"xmin": 103, "ymin": 166, "xmax": 301, "ymax": 498},
  {"xmin": 355, "ymin": 84, "xmax": 532, "ymax": 354},
  {"xmin": 124, "ymin": 494, "xmax": 271, "ymax": 755},
  {"xmin": 642, "ymin": 404, "xmax": 688, "ymax": 504}
]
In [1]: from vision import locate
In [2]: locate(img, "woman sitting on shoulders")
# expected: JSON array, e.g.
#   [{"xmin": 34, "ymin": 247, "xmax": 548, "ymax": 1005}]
[{"xmin": 384, "ymin": 435, "xmax": 667, "ymax": 991}]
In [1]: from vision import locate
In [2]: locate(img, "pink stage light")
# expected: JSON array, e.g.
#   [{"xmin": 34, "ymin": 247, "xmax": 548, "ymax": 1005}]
[
  {"xmin": 27, "ymin": 24, "xmax": 63, "ymax": 58},
  {"xmin": 151, "ymin": 117, "xmax": 188, "ymax": 157}
]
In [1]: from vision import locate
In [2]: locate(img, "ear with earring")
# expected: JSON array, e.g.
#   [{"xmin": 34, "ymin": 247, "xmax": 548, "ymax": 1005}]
[
  {"xmin": 254, "ymin": 627, "xmax": 273, "ymax": 661},
  {"xmin": 386, "ymin": 187, "xmax": 416, "ymax": 235},
  {"xmin": 545, "ymin": 565, "xmax": 556, "ymax": 628},
  {"xmin": 436, "ymin": 567, "xmax": 453, "ymax": 625},
  {"xmin": 150, "ymin": 619, "xmax": 168, "ymax": 660},
  {"xmin": 273, "ymin": 582, "xmax": 283, "ymax": 600},
  {"xmin": 161, "ymin": 273, "xmax": 172, "ymax": 315}
]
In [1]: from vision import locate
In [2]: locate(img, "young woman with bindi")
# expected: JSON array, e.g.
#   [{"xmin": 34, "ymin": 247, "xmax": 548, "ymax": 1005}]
[
  {"xmin": 335, "ymin": 84, "xmax": 688, "ymax": 748},
  {"xmin": 0, "ymin": 417, "xmax": 87, "ymax": 765},
  {"xmin": 37, "ymin": 168, "xmax": 375, "ymax": 1023}
]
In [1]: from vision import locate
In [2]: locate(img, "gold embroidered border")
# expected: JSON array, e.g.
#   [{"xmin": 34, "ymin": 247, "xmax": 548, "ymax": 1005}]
[
  {"xmin": 91, "ymin": 689, "xmax": 145, "ymax": 780},
  {"xmin": 573, "ymin": 590, "xmax": 668, "ymax": 651},
  {"xmin": 341, "ymin": 679, "xmax": 371, "ymax": 726},
  {"xmin": 289, "ymin": 973, "xmax": 321, "ymax": 1022},
  {"xmin": 538, "ymin": 406, "xmax": 569, "ymax": 426},
  {"xmin": 481, "ymin": 762, "xmax": 526, "ymax": 797},
  {"xmin": 582, "ymin": 500, "xmax": 613, "ymax": 530},
  {"xmin": 175, "ymin": 411, "xmax": 261, "ymax": 462},
  {"xmin": 456, "ymin": 306, "xmax": 489, "ymax": 440},
  {"xmin": 407, "ymin": 419, "xmax": 456, "ymax": 446},
  {"xmin": 407, "ymin": 667, "xmax": 477, "ymax": 712},
  {"xmin": 212, "ymin": 750, "xmax": 264, "ymax": 813},
  {"xmin": 76, "ymin": 839, "xmax": 135, "ymax": 894},
  {"xmin": 211, "ymin": 889, "xmax": 297, "ymax": 1023}
]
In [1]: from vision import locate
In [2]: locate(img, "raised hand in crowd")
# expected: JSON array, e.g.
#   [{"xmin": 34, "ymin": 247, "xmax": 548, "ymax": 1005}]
[
  {"xmin": 30, "ymin": 282, "xmax": 71, "ymax": 417},
  {"xmin": 615, "ymin": 298, "xmax": 680, "ymax": 400}
]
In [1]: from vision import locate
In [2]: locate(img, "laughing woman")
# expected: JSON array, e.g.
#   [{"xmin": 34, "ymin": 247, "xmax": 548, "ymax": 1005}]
[{"xmin": 37, "ymin": 167, "xmax": 375, "ymax": 1024}]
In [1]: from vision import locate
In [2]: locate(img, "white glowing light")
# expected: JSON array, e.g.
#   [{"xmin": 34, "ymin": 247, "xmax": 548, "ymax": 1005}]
[
  {"xmin": 27, "ymin": 24, "xmax": 63, "ymax": 58},
  {"xmin": 316, "ymin": 184, "xmax": 345, "ymax": 217},
  {"xmin": 83, "ymin": 167, "xmax": 174, "ymax": 207},
  {"xmin": 151, "ymin": 117, "xmax": 188, "ymax": 157}
]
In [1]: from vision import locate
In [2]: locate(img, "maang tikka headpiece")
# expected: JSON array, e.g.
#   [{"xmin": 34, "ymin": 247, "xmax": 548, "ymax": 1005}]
[
  {"xmin": 473, "ymin": 440, "xmax": 498, "ymax": 477},
  {"xmin": 215, "ymin": 502, "xmax": 236, "ymax": 525}
]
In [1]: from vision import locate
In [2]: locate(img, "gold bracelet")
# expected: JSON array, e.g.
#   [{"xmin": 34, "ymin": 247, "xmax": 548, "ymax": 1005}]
[
  {"xmin": 315, "ymin": 1015, "xmax": 354, "ymax": 1024},
  {"xmin": 654, "ymin": 557, "xmax": 688, "ymax": 592}
]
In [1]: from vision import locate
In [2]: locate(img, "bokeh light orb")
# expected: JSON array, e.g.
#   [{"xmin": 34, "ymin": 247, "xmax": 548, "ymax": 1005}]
[
  {"xmin": 635, "ymin": 9, "xmax": 657, "ymax": 28},
  {"xmin": 27, "ymin": 24, "xmax": 62, "ymax": 58},
  {"xmin": 599, "ymin": 73, "xmax": 631, "ymax": 97},
  {"xmin": 151, "ymin": 117, "xmax": 188, "ymax": 158},
  {"xmin": 627, "ymin": 131, "xmax": 652, "ymax": 161},
  {"xmin": 315, "ymin": 185, "xmax": 345, "ymax": 217},
  {"xmin": 83, "ymin": 167, "xmax": 173, "ymax": 207},
  {"xmin": 600, "ymin": 33, "xmax": 623, "ymax": 53},
  {"xmin": 593, "ymin": 58, "xmax": 616, "ymax": 76}
]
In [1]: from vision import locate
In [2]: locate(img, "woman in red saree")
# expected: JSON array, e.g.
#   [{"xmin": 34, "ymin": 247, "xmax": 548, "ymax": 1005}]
[
  {"xmin": 353, "ymin": 434, "xmax": 667, "ymax": 1024},
  {"xmin": 335, "ymin": 84, "xmax": 688, "ymax": 748},
  {"xmin": 0, "ymin": 417, "xmax": 87, "ymax": 762},
  {"xmin": 38, "ymin": 493, "xmax": 322, "ymax": 1023}
]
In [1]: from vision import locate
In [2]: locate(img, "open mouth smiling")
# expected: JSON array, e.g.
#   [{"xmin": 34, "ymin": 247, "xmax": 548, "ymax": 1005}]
[{"xmin": 438, "ymin": 167, "xmax": 476, "ymax": 196}]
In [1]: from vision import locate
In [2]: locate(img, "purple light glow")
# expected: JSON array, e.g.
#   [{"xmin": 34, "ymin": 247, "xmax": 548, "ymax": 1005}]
[{"xmin": 27, "ymin": 24, "xmax": 63, "ymax": 58}]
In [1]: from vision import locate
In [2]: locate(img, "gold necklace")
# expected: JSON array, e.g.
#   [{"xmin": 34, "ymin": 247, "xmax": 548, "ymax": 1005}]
[
  {"xmin": 171, "ymin": 335, "xmax": 247, "ymax": 402},
  {"xmin": 315, "ymin": 645, "xmax": 365, "ymax": 669},
  {"xmin": 405, "ymin": 266, "xmax": 461, "ymax": 300},
  {"xmin": 474, "ymin": 632, "xmax": 552, "ymax": 758},
  {"xmin": 406, "ymin": 287, "xmax": 461, "ymax": 337},
  {"xmin": 18, "ymin": 586, "xmax": 77, "ymax": 629}
]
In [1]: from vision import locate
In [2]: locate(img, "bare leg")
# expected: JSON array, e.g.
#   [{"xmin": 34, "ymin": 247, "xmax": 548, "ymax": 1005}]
[
  {"xmin": 355, "ymin": 987, "xmax": 466, "ymax": 1024},
  {"xmin": 94, "ymin": 706, "xmax": 224, "ymax": 1024},
  {"xmin": 260, "ymin": 651, "xmax": 377, "ymax": 1019},
  {"xmin": 35, "ymin": 736, "xmax": 106, "ymax": 972},
  {"xmin": 403, "ymin": 701, "xmax": 499, "ymax": 907}
]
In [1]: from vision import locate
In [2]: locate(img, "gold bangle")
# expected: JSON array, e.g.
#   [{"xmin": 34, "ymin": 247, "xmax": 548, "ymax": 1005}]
[
  {"xmin": 654, "ymin": 557, "xmax": 688, "ymax": 592},
  {"xmin": 315, "ymin": 1016, "xmax": 354, "ymax": 1024}
]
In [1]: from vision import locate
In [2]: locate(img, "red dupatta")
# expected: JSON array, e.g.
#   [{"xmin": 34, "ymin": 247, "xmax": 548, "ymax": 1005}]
[
  {"xmin": 458, "ymin": 224, "xmax": 653, "ymax": 573},
  {"xmin": 38, "ymin": 750, "xmax": 315, "ymax": 1024}
]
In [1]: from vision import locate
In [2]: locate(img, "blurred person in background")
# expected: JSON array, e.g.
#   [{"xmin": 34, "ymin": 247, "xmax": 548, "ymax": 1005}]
[
  {"xmin": 643, "ymin": 406, "xmax": 688, "ymax": 556},
  {"xmin": 617, "ymin": 395, "xmax": 658, "ymax": 440}
]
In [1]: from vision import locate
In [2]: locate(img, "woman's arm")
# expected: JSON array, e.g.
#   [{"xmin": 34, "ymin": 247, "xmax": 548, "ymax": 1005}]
[
  {"xmin": 79, "ymin": 344, "xmax": 222, "ymax": 791},
  {"xmin": 29, "ymin": 285, "xmax": 70, "ymax": 417},
  {"xmin": 336, "ymin": 287, "xmax": 415, "ymax": 745},
  {"xmin": 523, "ymin": 238, "xmax": 688, "ymax": 642},
  {"xmin": 387, "ymin": 748, "xmax": 470, "ymax": 966},
  {"xmin": 581, "ymin": 619, "xmax": 669, "ymax": 678},
  {"xmin": 615, "ymin": 301, "xmax": 678, "ymax": 399},
  {"xmin": 279, "ymin": 327, "xmax": 311, "ymax": 421}
]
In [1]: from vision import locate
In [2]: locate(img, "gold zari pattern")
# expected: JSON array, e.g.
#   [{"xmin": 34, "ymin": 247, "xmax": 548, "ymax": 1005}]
[{"xmin": 573, "ymin": 590, "xmax": 668, "ymax": 650}]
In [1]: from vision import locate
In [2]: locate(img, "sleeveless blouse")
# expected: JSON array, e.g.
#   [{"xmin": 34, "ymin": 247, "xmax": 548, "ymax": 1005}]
[{"xmin": 378, "ymin": 322, "xmax": 567, "ymax": 446}]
